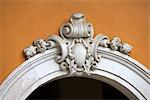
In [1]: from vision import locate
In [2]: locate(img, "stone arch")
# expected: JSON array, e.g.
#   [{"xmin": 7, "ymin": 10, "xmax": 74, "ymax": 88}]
[
  {"xmin": 0, "ymin": 47, "xmax": 149, "ymax": 100},
  {"xmin": 0, "ymin": 13, "xmax": 149, "ymax": 100}
]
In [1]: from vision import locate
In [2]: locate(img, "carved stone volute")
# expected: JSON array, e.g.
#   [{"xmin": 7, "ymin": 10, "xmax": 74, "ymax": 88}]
[
  {"xmin": 60, "ymin": 13, "xmax": 93, "ymax": 39},
  {"xmin": 23, "ymin": 13, "xmax": 133, "ymax": 75}
]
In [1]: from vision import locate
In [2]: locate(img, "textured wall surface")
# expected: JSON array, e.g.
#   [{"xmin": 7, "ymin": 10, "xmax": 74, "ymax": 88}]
[{"xmin": 0, "ymin": 0, "xmax": 149, "ymax": 83}]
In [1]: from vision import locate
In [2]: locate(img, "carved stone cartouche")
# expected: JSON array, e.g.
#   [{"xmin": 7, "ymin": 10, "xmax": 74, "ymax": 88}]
[{"xmin": 23, "ymin": 13, "xmax": 133, "ymax": 75}]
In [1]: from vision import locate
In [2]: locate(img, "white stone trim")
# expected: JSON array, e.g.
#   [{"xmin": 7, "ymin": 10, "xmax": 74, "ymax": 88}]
[
  {"xmin": 23, "ymin": 13, "xmax": 134, "ymax": 76},
  {"xmin": 0, "ymin": 13, "xmax": 150, "ymax": 100},
  {"xmin": 0, "ymin": 47, "xmax": 149, "ymax": 100}
]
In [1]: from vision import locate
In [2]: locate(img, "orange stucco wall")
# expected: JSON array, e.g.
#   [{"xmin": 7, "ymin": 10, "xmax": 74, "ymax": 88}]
[{"xmin": 0, "ymin": 0, "xmax": 149, "ymax": 84}]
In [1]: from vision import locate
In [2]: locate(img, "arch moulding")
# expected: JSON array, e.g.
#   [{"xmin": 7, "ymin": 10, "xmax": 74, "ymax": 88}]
[{"xmin": 0, "ymin": 13, "xmax": 150, "ymax": 100}]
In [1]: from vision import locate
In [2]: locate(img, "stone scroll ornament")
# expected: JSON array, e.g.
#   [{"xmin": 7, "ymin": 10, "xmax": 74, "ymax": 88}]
[{"xmin": 24, "ymin": 13, "xmax": 133, "ymax": 75}]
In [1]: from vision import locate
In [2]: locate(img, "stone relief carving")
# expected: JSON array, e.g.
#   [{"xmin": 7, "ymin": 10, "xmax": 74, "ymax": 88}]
[
  {"xmin": 119, "ymin": 43, "xmax": 133, "ymax": 54},
  {"xmin": 33, "ymin": 39, "xmax": 49, "ymax": 53},
  {"xmin": 24, "ymin": 13, "xmax": 133, "ymax": 75},
  {"xmin": 24, "ymin": 45, "xmax": 37, "ymax": 59}
]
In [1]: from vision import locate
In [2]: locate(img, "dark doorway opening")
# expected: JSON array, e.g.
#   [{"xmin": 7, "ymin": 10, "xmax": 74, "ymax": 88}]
[{"xmin": 26, "ymin": 77, "xmax": 128, "ymax": 100}]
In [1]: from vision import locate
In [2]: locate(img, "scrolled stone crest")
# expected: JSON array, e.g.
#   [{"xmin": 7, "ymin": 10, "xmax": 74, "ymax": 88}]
[
  {"xmin": 49, "ymin": 13, "xmax": 99, "ymax": 75},
  {"xmin": 24, "ymin": 13, "xmax": 133, "ymax": 75},
  {"xmin": 60, "ymin": 13, "xmax": 93, "ymax": 39}
]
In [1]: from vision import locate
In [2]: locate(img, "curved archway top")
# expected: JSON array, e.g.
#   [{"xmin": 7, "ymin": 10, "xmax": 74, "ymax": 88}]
[
  {"xmin": 23, "ymin": 12, "xmax": 140, "ymax": 75},
  {"xmin": 0, "ymin": 13, "xmax": 150, "ymax": 100}
]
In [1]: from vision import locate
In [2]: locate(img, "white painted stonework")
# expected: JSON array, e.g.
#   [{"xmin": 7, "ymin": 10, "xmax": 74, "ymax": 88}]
[{"xmin": 0, "ymin": 13, "xmax": 150, "ymax": 100}]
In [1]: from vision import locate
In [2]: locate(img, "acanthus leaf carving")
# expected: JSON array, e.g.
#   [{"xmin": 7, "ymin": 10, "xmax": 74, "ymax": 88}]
[{"xmin": 23, "ymin": 13, "xmax": 133, "ymax": 75}]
